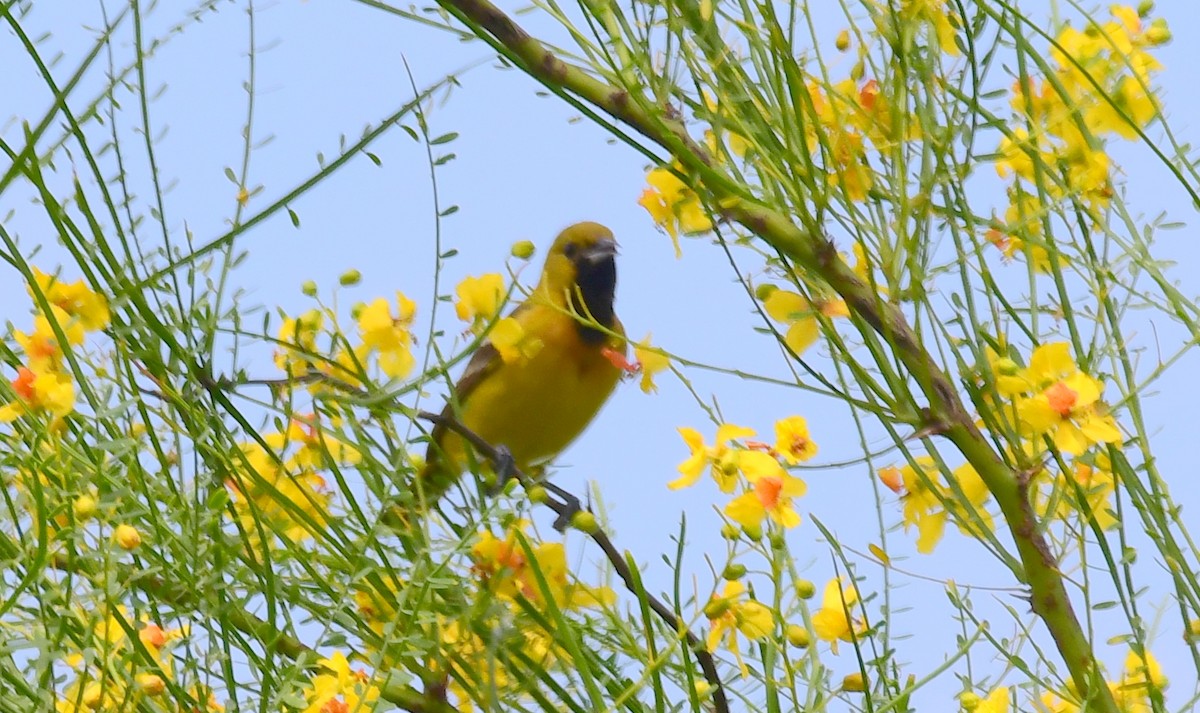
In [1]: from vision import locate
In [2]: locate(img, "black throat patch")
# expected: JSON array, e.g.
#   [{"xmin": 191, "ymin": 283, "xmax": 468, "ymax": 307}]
[{"xmin": 571, "ymin": 253, "xmax": 617, "ymax": 344}]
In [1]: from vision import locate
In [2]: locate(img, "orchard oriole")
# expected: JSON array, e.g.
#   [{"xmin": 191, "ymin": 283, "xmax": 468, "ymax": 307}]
[{"xmin": 421, "ymin": 221, "xmax": 627, "ymax": 502}]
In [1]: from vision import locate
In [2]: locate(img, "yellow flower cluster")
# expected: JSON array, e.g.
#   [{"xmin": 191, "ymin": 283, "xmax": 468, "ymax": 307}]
[
  {"xmin": 56, "ymin": 608, "xmax": 209, "ymax": 712},
  {"xmin": 883, "ymin": 341, "xmax": 1122, "ymax": 553},
  {"xmin": 2, "ymin": 267, "xmax": 110, "ymax": 422},
  {"xmin": 298, "ymin": 652, "xmax": 380, "ymax": 713},
  {"xmin": 670, "ymin": 418, "xmax": 816, "ymax": 534},
  {"xmin": 225, "ymin": 415, "xmax": 357, "ymax": 546},
  {"xmin": 991, "ymin": 5, "xmax": 1170, "ymax": 269},
  {"xmin": 878, "ymin": 456, "xmax": 993, "ymax": 554},
  {"xmin": 1039, "ymin": 648, "xmax": 1166, "ymax": 712}
]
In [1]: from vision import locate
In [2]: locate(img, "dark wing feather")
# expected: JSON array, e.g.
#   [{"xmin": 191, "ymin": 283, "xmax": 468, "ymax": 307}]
[{"xmin": 425, "ymin": 301, "xmax": 530, "ymax": 469}]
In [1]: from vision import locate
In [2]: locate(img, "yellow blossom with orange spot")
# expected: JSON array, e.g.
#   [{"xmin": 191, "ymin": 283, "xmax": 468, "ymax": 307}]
[
  {"xmin": 1015, "ymin": 343, "xmax": 1121, "ymax": 455},
  {"xmin": 299, "ymin": 651, "xmax": 380, "ymax": 713},
  {"xmin": 889, "ymin": 456, "xmax": 993, "ymax": 553},
  {"xmin": 471, "ymin": 521, "xmax": 615, "ymax": 610},
  {"xmin": 774, "ymin": 416, "xmax": 817, "ymax": 465},
  {"xmin": 724, "ymin": 451, "xmax": 807, "ymax": 529}
]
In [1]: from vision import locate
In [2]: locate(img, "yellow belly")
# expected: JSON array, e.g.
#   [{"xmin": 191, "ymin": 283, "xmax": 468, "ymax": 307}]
[{"xmin": 460, "ymin": 324, "xmax": 623, "ymax": 468}]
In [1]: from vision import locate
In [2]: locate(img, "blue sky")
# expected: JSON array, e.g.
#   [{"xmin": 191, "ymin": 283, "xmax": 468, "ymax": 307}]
[{"xmin": 4, "ymin": 0, "xmax": 1200, "ymax": 706}]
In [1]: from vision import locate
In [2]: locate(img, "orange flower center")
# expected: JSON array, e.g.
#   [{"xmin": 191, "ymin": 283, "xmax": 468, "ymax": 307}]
[
  {"xmin": 12, "ymin": 367, "xmax": 36, "ymax": 401},
  {"xmin": 788, "ymin": 436, "xmax": 810, "ymax": 458},
  {"xmin": 755, "ymin": 476, "xmax": 784, "ymax": 508},
  {"xmin": 322, "ymin": 699, "xmax": 350, "ymax": 713},
  {"xmin": 1045, "ymin": 380, "xmax": 1078, "ymax": 416}
]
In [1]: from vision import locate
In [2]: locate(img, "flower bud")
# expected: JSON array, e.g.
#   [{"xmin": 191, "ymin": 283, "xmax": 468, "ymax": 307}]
[
  {"xmin": 1146, "ymin": 18, "xmax": 1171, "ymax": 45},
  {"xmin": 114, "ymin": 524, "xmax": 141, "ymax": 551},
  {"xmin": 842, "ymin": 672, "xmax": 866, "ymax": 692},
  {"xmin": 785, "ymin": 624, "xmax": 810, "ymax": 648},
  {"xmin": 570, "ymin": 511, "xmax": 599, "ymax": 534},
  {"xmin": 755, "ymin": 283, "xmax": 778, "ymax": 302},
  {"xmin": 795, "ymin": 579, "xmax": 816, "ymax": 599},
  {"xmin": 703, "ymin": 597, "xmax": 731, "ymax": 619},
  {"xmin": 73, "ymin": 494, "xmax": 97, "ymax": 521},
  {"xmin": 510, "ymin": 240, "xmax": 537, "ymax": 260},
  {"xmin": 137, "ymin": 674, "xmax": 166, "ymax": 696},
  {"xmin": 722, "ymin": 563, "xmax": 747, "ymax": 581},
  {"xmin": 339, "ymin": 269, "xmax": 362, "ymax": 286},
  {"xmin": 301, "ymin": 280, "xmax": 318, "ymax": 297},
  {"xmin": 526, "ymin": 485, "xmax": 548, "ymax": 504},
  {"xmin": 835, "ymin": 29, "xmax": 851, "ymax": 52}
]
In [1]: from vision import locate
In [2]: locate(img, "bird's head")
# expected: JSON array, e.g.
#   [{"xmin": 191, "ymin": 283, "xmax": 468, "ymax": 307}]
[{"xmin": 538, "ymin": 221, "xmax": 619, "ymax": 342}]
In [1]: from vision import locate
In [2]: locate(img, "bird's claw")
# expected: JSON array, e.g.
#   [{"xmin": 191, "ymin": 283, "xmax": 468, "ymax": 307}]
[{"xmin": 486, "ymin": 444, "xmax": 519, "ymax": 494}]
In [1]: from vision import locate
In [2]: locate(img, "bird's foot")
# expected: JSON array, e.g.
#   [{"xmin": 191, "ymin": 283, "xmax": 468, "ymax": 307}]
[{"xmin": 485, "ymin": 444, "xmax": 518, "ymax": 495}]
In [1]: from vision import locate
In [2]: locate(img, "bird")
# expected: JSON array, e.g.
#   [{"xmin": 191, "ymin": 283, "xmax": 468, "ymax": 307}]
[{"xmin": 419, "ymin": 221, "xmax": 628, "ymax": 506}]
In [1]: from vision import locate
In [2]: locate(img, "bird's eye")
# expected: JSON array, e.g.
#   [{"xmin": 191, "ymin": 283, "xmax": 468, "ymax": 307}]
[{"xmin": 563, "ymin": 243, "xmax": 579, "ymax": 259}]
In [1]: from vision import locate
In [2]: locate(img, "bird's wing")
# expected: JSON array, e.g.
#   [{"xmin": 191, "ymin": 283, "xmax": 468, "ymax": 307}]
[{"xmin": 427, "ymin": 301, "xmax": 531, "ymax": 455}]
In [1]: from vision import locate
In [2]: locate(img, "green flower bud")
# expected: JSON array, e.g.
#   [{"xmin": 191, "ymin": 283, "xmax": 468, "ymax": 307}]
[
  {"xmin": 511, "ymin": 240, "xmax": 537, "ymax": 260},
  {"xmin": 785, "ymin": 624, "xmax": 810, "ymax": 648}
]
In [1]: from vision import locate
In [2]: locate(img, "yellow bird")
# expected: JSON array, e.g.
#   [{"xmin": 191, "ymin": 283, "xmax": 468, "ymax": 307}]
[{"xmin": 421, "ymin": 221, "xmax": 628, "ymax": 502}]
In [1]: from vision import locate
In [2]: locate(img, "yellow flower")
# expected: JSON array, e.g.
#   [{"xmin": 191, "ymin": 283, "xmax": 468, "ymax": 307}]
[
  {"xmin": 704, "ymin": 581, "xmax": 774, "ymax": 677},
  {"xmin": 357, "ymin": 292, "xmax": 417, "ymax": 379},
  {"xmin": 455, "ymin": 273, "xmax": 506, "ymax": 332},
  {"xmin": 489, "ymin": 316, "xmax": 543, "ymax": 364},
  {"xmin": 724, "ymin": 451, "xmax": 807, "ymax": 529},
  {"xmin": 472, "ymin": 521, "xmax": 614, "ymax": 610},
  {"xmin": 811, "ymin": 577, "xmax": 867, "ymax": 654},
  {"xmin": 973, "ymin": 686, "xmax": 1011, "ymax": 713},
  {"xmin": 29, "ymin": 267, "xmax": 110, "ymax": 331},
  {"xmin": 263, "ymin": 415, "xmax": 361, "ymax": 470},
  {"xmin": 226, "ymin": 443, "xmax": 332, "ymax": 545},
  {"xmin": 892, "ymin": 456, "xmax": 992, "ymax": 553},
  {"xmin": 763, "ymin": 289, "xmax": 846, "ymax": 356},
  {"xmin": 632, "ymin": 335, "xmax": 671, "ymax": 394},
  {"xmin": 274, "ymin": 309, "xmax": 325, "ymax": 375},
  {"xmin": 638, "ymin": 164, "xmax": 714, "ymax": 257},
  {"xmin": 1052, "ymin": 456, "xmax": 1118, "ymax": 529},
  {"xmin": 0, "ymin": 365, "xmax": 76, "ymax": 421},
  {"xmin": 774, "ymin": 415, "xmax": 817, "ymax": 465},
  {"xmin": 300, "ymin": 651, "xmax": 380, "ymax": 713},
  {"xmin": 1016, "ymin": 343, "xmax": 1121, "ymax": 456},
  {"xmin": 669, "ymin": 423, "xmax": 755, "ymax": 492}
]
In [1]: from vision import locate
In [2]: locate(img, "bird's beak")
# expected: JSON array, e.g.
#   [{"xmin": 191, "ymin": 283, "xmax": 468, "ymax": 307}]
[{"xmin": 579, "ymin": 237, "xmax": 619, "ymax": 265}]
